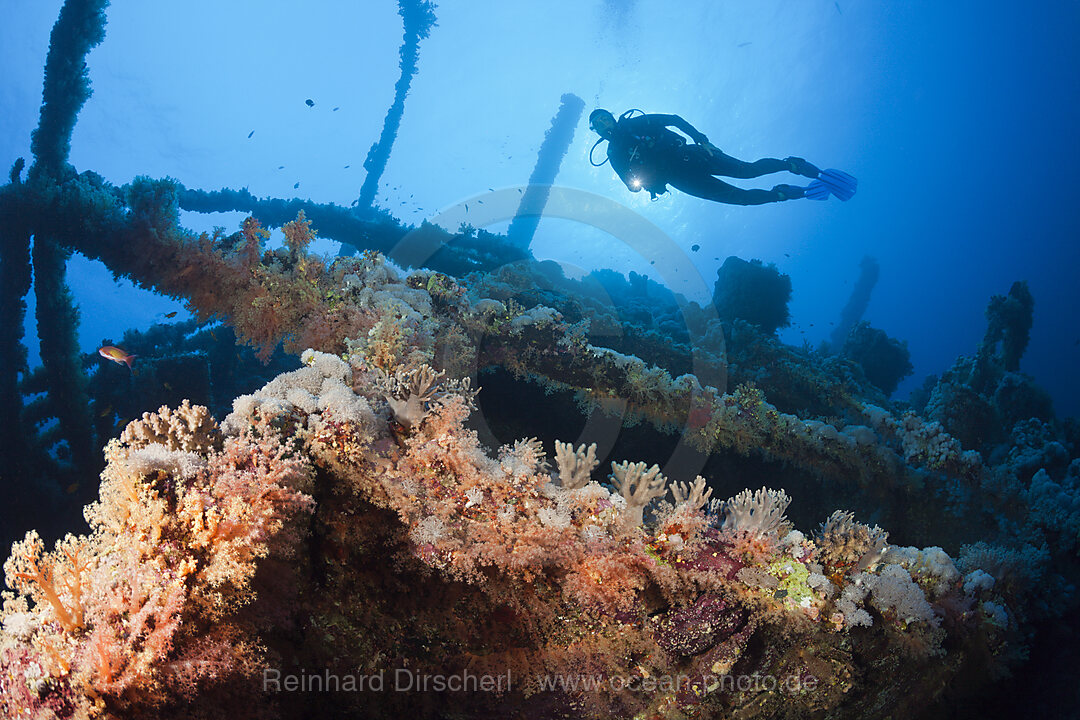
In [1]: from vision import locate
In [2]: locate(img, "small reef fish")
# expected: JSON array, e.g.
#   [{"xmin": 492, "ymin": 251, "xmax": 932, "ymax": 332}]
[
  {"xmin": 305, "ymin": 99, "xmax": 315, "ymax": 107},
  {"xmin": 98, "ymin": 345, "xmax": 136, "ymax": 369},
  {"xmin": 247, "ymin": 130, "xmax": 254, "ymax": 138}
]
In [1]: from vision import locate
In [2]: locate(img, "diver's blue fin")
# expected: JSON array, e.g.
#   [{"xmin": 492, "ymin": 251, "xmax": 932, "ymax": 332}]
[
  {"xmin": 804, "ymin": 179, "xmax": 830, "ymax": 200},
  {"xmin": 817, "ymin": 168, "xmax": 857, "ymax": 201}
]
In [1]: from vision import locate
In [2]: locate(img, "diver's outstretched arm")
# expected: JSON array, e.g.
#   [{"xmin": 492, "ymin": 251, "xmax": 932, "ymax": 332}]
[{"xmin": 650, "ymin": 114, "xmax": 709, "ymax": 144}]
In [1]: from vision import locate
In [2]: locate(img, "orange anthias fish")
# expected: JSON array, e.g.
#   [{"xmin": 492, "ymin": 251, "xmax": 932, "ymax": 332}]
[{"xmin": 98, "ymin": 345, "xmax": 136, "ymax": 369}]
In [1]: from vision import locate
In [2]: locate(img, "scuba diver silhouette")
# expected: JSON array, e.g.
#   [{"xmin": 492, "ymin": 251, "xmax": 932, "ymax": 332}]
[{"xmin": 588, "ymin": 108, "xmax": 856, "ymax": 205}]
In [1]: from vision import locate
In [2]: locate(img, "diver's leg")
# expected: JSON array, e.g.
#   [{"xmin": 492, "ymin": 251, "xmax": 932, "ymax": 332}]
[
  {"xmin": 688, "ymin": 145, "xmax": 789, "ymax": 179},
  {"xmin": 668, "ymin": 173, "xmax": 783, "ymax": 206}
]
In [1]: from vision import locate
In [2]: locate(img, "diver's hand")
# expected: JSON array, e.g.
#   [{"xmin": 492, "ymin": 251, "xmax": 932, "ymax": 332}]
[
  {"xmin": 698, "ymin": 140, "xmax": 721, "ymax": 159},
  {"xmin": 772, "ymin": 184, "xmax": 806, "ymax": 201}
]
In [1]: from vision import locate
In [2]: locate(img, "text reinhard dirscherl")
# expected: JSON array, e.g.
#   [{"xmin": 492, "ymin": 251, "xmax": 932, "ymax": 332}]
[{"xmin": 262, "ymin": 668, "xmax": 819, "ymax": 695}]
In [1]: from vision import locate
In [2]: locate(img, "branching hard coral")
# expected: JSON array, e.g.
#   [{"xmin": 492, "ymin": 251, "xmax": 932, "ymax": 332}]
[
  {"xmin": 817, "ymin": 509, "xmax": 889, "ymax": 576},
  {"xmin": 609, "ymin": 460, "xmax": 668, "ymax": 525},
  {"xmin": 499, "ymin": 437, "xmax": 548, "ymax": 482},
  {"xmin": 717, "ymin": 487, "xmax": 792, "ymax": 563},
  {"xmin": 719, "ymin": 486, "xmax": 791, "ymax": 538},
  {"xmin": 671, "ymin": 475, "xmax": 713, "ymax": 510},
  {"xmin": 654, "ymin": 477, "xmax": 714, "ymax": 555},
  {"xmin": 380, "ymin": 363, "xmax": 443, "ymax": 431},
  {"xmin": 118, "ymin": 398, "xmax": 222, "ymax": 453},
  {"xmin": 553, "ymin": 440, "xmax": 598, "ymax": 489},
  {"xmin": 376, "ymin": 363, "xmax": 474, "ymax": 432}
]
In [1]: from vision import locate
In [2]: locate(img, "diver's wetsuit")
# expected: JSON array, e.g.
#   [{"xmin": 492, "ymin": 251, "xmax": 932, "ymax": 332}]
[{"xmin": 606, "ymin": 113, "xmax": 792, "ymax": 205}]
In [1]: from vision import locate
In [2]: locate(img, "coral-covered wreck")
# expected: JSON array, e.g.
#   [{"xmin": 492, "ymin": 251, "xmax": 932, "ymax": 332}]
[{"xmin": 1, "ymin": 245, "xmax": 1065, "ymax": 719}]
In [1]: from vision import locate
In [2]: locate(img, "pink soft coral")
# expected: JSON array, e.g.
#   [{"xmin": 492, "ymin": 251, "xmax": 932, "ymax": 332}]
[{"xmin": 1, "ymin": 404, "xmax": 315, "ymax": 717}]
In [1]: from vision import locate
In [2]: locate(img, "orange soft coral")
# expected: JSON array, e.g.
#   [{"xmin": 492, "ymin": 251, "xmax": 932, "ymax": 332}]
[{"xmin": 2, "ymin": 404, "xmax": 315, "ymax": 717}]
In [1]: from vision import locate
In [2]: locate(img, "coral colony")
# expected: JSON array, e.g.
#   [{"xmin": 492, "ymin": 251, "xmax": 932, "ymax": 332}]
[{"xmin": 2, "ymin": 1, "xmax": 1079, "ymax": 719}]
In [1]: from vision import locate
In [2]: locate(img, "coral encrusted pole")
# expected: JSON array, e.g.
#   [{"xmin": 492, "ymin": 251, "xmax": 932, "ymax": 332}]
[
  {"xmin": 341, "ymin": 0, "xmax": 438, "ymax": 257},
  {"xmin": 0, "ymin": 177, "xmax": 34, "ymax": 505},
  {"xmin": 25, "ymin": 0, "xmax": 112, "ymax": 483},
  {"xmin": 506, "ymin": 93, "xmax": 586, "ymax": 251}
]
